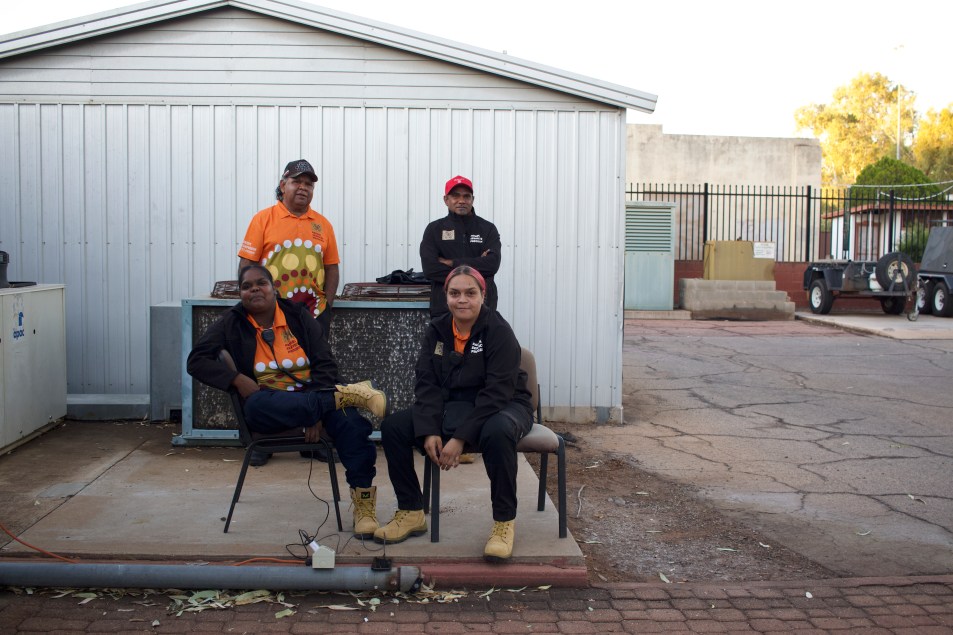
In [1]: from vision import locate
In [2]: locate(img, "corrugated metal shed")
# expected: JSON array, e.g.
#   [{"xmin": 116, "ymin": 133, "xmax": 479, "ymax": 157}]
[{"xmin": 0, "ymin": 0, "xmax": 657, "ymax": 423}]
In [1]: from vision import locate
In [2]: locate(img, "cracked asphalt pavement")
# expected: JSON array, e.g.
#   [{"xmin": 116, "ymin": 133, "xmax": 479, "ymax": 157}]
[{"xmin": 591, "ymin": 318, "xmax": 953, "ymax": 577}]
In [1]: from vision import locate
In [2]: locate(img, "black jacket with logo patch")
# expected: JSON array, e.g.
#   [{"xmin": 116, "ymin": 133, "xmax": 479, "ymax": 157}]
[
  {"xmin": 411, "ymin": 307, "xmax": 532, "ymax": 445},
  {"xmin": 420, "ymin": 210, "xmax": 502, "ymax": 316}
]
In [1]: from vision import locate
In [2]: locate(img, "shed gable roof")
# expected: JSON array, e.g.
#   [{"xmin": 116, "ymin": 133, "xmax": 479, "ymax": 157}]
[{"xmin": 0, "ymin": 0, "xmax": 657, "ymax": 113}]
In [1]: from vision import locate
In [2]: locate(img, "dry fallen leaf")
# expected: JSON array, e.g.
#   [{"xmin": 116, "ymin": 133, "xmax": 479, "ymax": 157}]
[{"xmin": 658, "ymin": 572, "xmax": 671, "ymax": 584}]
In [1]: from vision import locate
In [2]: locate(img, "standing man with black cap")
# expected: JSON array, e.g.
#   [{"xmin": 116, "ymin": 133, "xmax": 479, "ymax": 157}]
[
  {"xmin": 420, "ymin": 176, "xmax": 502, "ymax": 318},
  {"xmin": 238, "ymin": 159, "xmax": 339, "ymax": 333}
]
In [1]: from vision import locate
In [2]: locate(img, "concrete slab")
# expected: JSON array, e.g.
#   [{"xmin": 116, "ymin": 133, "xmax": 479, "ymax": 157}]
[
  {"xmin": 624, "ymin": 309, "xmax": 691, "ymax": 320},
  {"xmin": 0, "ymin": 421, "xmax": 584, "ymax": 586},
  {"xmin": 796, "ymin": 311, "xmax": 953, "ymax": 339}
]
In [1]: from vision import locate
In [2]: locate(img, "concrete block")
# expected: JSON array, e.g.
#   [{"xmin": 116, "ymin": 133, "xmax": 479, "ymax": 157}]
[{"xmin": 67, "ymin": 394, "xmax": 150, "ymax": 420}]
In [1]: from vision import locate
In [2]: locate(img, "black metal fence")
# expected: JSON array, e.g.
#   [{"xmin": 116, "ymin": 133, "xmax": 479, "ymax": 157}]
[{"xmin": 627, "ymin": 183, "xmax": 953, "ymax": 263}]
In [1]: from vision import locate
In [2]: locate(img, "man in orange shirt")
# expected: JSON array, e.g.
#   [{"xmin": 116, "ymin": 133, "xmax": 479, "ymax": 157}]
[{"xmin": 239, "ymin": 160, "xmax": 339, "ymax": 332}]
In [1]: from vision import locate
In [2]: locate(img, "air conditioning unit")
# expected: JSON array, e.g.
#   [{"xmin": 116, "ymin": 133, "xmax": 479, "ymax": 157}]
[{"xmin": 0, "ymin": 285, "xmax": 67, "ymax": 453}]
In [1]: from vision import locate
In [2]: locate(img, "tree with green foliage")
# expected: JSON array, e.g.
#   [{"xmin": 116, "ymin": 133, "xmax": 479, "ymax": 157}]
[
  {"xmin": 913, "ymin": 106, "xmax": 953, "ymax": 182},
  {"xmin": 849, "ymin": 157, "xmax": 940, "ymax": 205},
  {"xmin": 849, "ymin": 158, "xmax": 942, "ymax": 261},
  {"xmin": 795, "ymin": 72, "xmax": 917, "ymax": 186}
]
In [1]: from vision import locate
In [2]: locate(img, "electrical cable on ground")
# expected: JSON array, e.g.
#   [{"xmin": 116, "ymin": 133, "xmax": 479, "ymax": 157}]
[{"xmin": 0, "ymin": 519, "xmax": 78, "ymax": 563}]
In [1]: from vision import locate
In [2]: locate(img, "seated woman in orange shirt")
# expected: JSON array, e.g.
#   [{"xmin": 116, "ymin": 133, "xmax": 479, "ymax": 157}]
[{"xmin": 187, "ymin": 264, "xmax": 384, "ymax": 538}]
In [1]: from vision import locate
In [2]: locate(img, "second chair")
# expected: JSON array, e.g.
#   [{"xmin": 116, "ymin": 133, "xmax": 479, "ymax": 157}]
[{"xmin": 422, "ymin": 347, "xmax": 567, "ymax": 542}]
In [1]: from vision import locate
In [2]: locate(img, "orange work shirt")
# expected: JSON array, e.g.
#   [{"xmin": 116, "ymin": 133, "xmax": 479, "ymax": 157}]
[
  {"xmin": 238, "ymin": 202, "xmax": 340, "ymax": 318},
  {"xmin": 246, "ymin": 305, "xmax": 312, "ymax": 391}
]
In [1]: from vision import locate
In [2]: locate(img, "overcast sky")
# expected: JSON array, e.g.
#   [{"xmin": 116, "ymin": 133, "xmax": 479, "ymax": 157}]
[{"xmin": 3, "ymin": 0, "xmax": 950, "ymax": 139}]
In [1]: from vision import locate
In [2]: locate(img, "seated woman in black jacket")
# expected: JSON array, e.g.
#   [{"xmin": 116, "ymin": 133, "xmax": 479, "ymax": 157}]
[
  {"xmin": 186, "ymin": 264, "xmax": 385, "ymax": 538},
  {"xmin": 374, "ymin": 265, "xmax": 533, "ymax": 562}
]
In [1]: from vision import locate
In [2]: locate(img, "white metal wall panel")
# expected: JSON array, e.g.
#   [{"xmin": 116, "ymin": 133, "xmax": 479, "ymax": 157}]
[
  {"xmin": 0, "ymin": 102, "xmax": 626, "ymax": 420},
  {"xmin": 0, "ymin": 6, "xmax": 628, "ymax": 420},
  {"xmin": 0, "ymin": 9, "xmax": 603, "ymax": 110}
]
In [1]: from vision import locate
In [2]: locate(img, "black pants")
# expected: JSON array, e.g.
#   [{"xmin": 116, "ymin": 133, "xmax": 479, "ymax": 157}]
[{"xmin": 380, "ymin": 404, "xmax": 532, "ymax": 522}]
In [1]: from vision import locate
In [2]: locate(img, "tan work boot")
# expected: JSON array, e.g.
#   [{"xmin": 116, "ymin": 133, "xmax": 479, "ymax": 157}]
[
  {"xmin": 351, "ymin": 486, "xmax": 378, "ymax": 539},
  {"xmin": 484, "ymin": 519, "xmax": 515, "ymax": 563},
  {"xmin": 458, "ymin": 453, "xmax": 476, "ymax": 464},
  {"xmin": 373, "ymin": 509, "xmax": 427, "ymax": 544},
  {"xmin": 334, "ymin": 382, "xmax": 386, "ymax": 419}
]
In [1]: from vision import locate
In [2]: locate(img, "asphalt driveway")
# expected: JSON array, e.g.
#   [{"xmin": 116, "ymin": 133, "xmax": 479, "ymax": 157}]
[{"xmin": 599, "ymin": 316, "xmax": 953, "ymax": 577}]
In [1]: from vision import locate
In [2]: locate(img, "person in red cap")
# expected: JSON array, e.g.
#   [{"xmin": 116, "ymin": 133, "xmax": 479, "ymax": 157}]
[
  {"xmin": 238, "ymin": 159, "xmax": 340, "ymax": 333},
  {"xmin": 420, "ymin": 175, "xmax": 501, "ymax": 317}
]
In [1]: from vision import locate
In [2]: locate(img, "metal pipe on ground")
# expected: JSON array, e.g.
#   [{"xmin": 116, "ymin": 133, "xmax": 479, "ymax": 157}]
[{"xmin": 0, "ymin": 562, "xmax": 421, "ymax": 592}]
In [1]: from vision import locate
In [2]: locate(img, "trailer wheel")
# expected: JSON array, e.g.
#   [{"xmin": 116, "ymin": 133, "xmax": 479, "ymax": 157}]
[
  {"xmin": 809, "ymin": 279, "xmax": 833, "ymax": 314},
  {"xmin": 917, "ymin": 282, "xmax": 933, "ymax": 315},
  {"xmin": 932, "ymin": 282, "xmax": 953, "ymax": 317},
  {"xmin": 875, "ymin": 252, "xmax": 916, "ymax": 290},
  {"xmin": 880, "ymin": 297, "xmax": 906, "ymax": 315}
]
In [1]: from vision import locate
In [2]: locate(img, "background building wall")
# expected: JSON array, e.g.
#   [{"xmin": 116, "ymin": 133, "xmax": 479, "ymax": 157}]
[{"xmin": 627, "ymin": 124, "xmax": 821, "ymax": 188}]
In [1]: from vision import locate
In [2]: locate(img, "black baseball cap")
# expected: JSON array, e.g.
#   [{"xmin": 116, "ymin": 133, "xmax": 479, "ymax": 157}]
[{"xmin": 282, "ymin": 159, "xmax": 318, "ymax": 181}]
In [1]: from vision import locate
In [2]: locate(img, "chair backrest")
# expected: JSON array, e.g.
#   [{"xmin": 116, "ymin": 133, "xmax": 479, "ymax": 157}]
[
  {"xmin": 217, "ymin": 349, "xmax": 253, "ymax": 445},
  {"xmin": 519, "ymin": 347, "xmax": 539, "ymax": 417}
]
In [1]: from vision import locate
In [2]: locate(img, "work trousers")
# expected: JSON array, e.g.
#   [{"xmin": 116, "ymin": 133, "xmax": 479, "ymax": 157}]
[
  {"xmin": 243, "ymin": 388, "xmax": 376, "ymax": 489},
  {"xmin": 381, "ymin": 404, "xmax": 532, "ymax": 522}
]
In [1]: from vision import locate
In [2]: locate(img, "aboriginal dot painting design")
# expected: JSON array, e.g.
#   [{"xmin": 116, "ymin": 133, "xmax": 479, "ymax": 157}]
[
  {"xmin": 261, "ymin": 238, "xmax": 326, "ymax": 317},
  {"xmin": 254, "ymin": 354, "xmax": 311, "ymax": 391}
]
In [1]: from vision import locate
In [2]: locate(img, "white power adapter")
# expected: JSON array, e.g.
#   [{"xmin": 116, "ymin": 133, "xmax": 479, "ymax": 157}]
[{"xmin": 308, "ymin": 540, "xmax": 335, "ymax": 569}]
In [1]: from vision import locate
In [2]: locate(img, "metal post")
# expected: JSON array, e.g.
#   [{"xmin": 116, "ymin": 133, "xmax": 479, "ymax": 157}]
[
  {"xmin": 702, "ymin": 182, "xmax": 709, "ymax": 250},
  {"xmin": 842, "ymin": 189, "xmax": 850, "ymax": 259},
  {"xmin": 896, "ymin": 86, "xmax": 902, "ymax": 160},
  {"xmin": 888, "ymin": 189, "xmax": 896, "ymax": 255},
  {"xmin": 804, "ymin": 185, "xmax": 813, "ymax": 262}
]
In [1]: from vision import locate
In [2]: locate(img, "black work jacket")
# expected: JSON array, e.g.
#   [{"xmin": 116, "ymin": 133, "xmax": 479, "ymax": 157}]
[
  {"xmin": 411, "ymin": 307, "xmax": 532, "ymax": 445},
  {"xmin": 186, "ymin": 298, "xmax": 339, "ymax": 392},
  {"xmin": 420, "ymin": 209, "xmax": 502, "ymax": 316}
]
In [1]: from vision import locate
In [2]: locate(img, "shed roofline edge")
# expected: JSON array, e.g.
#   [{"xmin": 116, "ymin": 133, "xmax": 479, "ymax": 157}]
[{"xmin": 0, "ymin": 0, "xmax": 657, "ymax": 113}]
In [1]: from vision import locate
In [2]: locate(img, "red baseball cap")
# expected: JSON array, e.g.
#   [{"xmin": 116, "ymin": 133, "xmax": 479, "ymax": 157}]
[{"xmin": 444, "ymin": 175, "xmax": 473, "ymax": 195}]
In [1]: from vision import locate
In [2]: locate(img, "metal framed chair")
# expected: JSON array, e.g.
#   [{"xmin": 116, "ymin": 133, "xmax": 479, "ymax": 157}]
[
  {"xmin": 422, "ymin": 347, "xmax": 567, "ymax": 542},
  {"xmin": 217, "ymin": 350, "xmax": 343, "ymax": 534}
]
